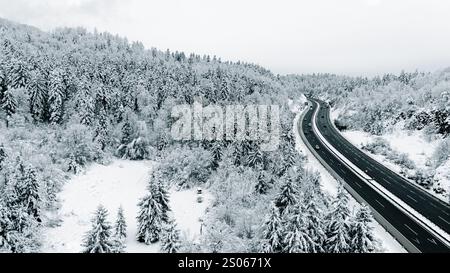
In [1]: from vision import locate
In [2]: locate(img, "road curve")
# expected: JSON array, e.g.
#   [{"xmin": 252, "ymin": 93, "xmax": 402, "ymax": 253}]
[{"xmin": 299, "ymin": 98, "xmax": 450, "ymax": 253}]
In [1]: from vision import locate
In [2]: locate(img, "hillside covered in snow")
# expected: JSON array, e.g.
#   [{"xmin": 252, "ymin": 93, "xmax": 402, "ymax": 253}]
[
  {"xmin": 284, "ymin": 72, "xmax": 450, "ymax": 203},
  {"xmin": 0, "ymin": 17, "xmax": 447, "ymax": 254}
]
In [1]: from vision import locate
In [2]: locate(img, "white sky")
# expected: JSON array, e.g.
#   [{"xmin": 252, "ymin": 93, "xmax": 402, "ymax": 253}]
[{"xmin": 1, "ymin": 0, "xmax": 450, "ymax": 76}]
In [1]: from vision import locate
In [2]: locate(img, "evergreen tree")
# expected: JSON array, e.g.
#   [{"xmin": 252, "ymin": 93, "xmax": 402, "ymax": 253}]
[
  {"xmin": 274, "ymin": 175, "xmax": 298, "ymax": 213},
  {"xmin": 210, "ymin": 141, "xmax": 224, "ymax": 169},
  {"xmin": 0, "ymin": 200, "xmax": 12, "ymax": 251},
  {"xmin": 283, "ymin": 143, "xmax": 299, "ymax": 170},
  {"xmin": 350, "ymin": 204, "xmax": 376, "ymax": 253},
  {"xmin": 136, "ymin": 192, "xmax": 164, "ymax": 244},
  {"xmin": 304, "ymin": 198, "xmax": 326, "ymax": 253},
  {"xmin": 283, "ymin": 204, "xmax": 314, "ymax": 253},
  {"xmin": 0, "ymin": 144, "xmax": 6, "ymax": 170},
  {"xmin": 0, "ymin": 68, "xmax": 7, "ymax": 102},
  {"xmin": 325, "ymin": 185, "xmax": 351, "ymax": 253},
  {"xmin": 82, "ymin": 205, "xmax": 114, "ymax": 253},
  {"xmin": 245, "ymin": 146, "xmax": 265, "ymax": 168},
  {"xmin": 48, "ymin": 69, "xmax": 65, "ymax": 124},
  {"xmin": 1, "ymin": 88, "xmax": 17, "ymax": 127},
  {"xmin": 121, "ymin": 116, "xmax": 133, "ymax": 144},
  {"xmin": 148, "ymin": 172, "xmax": 171, "ymax": 221},
  {"xmin": 260, "ymin": 205, "xmax": 284, "ymax": 253},
  {"xmin": 94, "ymin": 108, "xmax": 109, "ymax": 150},
  {"xmin": 8, "ymin": 59, "xmax": 28, "ymax": 89},
  {"xmin": 17, "ymin": 165, "xmax": 41, "ymax": 221},
  {"xmin": 114, "ymin": 206, "xmax": 127, "ymax": 241},
  {"xmin": 28, "ymin": 70, "xmax": 48, "ymax": 122},
  {"xmin": 160, "ymin": 217, "xmax": 181, "ymax": 253},
  {"xmin": 254, "ymin": 170, "xmax": 273, "ymax": 194},
  {"xmin": 76, "ymin": 77, "xmax": 95, "ymax": 126},
  {"xmin": 0, "ymin": 174, "xmax": 39, "ymax": 253}
]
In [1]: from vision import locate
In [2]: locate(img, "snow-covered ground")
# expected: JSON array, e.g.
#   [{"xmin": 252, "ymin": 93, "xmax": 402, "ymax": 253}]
[
  {"xmin": 293, "ymin": 104, "xmax": 406, "ymax": 253},
  {"xmin": 332, "ymin": 106, "xmax": 450, "ymax": 202},
  {"xmin": 338, "ymin": 126, "xmax": 449, "ymax": 203},
  {"xmin": 41, "ymin": 160, "xmax": 212, "ymax": 253}
]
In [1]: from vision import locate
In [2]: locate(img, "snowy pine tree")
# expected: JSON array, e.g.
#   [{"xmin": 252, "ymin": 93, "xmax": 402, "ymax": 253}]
[
  {"xmin": 121, "ymin": 116, "xmax": 133, "ymax": 145},
  {"xmin": 210, "ymin": 141, "xmax": 224, "ymax": 169},
  {"xmin": 325, "ymin": 185, "xmax": 351, "ymax": 253},
  {"xmin": 136, "ymin": 171, "xmax": 171, "ymax": 246},
  {"xmin": 136, "ymin": 192, "xmax": 164, "ymax": 244},
  {"xmin": 160, "ymin": 217, "xmax": 181, "ymax": 253},
  {"xmin": 274, "ymin": 176, "xmax": 298, "ymax": 213},
  {"xmin": 48, "ymin": 69, "xmax": 65, "ymax": 124},
  {"xmin": 94, "ymin": 108, "xmax": 110, "ymax": 151},
  {"xmin": 350, "ymin": 204, "xmax": 376, "ymax": 253},
  {"xmin": 255, "ymin": 170, "xmax": 273, "ymax": 194},
  {"xmin": 82, "ymin": 205, "xmax": 114, "ymax": 253},
  {"xmin": 304, "ymin": 198, "xmax": 326, "ymax": 253},
  {"xmin": 114, "ymin": 206, "xmax": 127, "ymax": 241},
  {"xmin": 283, "ymin": 204, "xmax": 314, "ymax": 253},
  {"xmin": 0, "ymin": 69, "xmax": 7, "ymax": 106},
  {"xmin": 245, "ymin": 145, "xmax": 265, "ymax": 168},
  {"xmin": 0, "ymin": 144, "xmax": 6, "ymax": 170},
  {"xmin": 17, "ymin": 165, "xmax": 41, "ymax": 221},
  {"xmin": 148, "ymin": 173, "xmax": 171, "ymax": 221},
  {"xmin": 260, "ymin": 205, "xmax": 284, "ymax": 253},
  {"xmin": 0, "ymin": 174, "xmax": 39, "ymax": 253},
  {"xmin": 1, "ymin": 88, "xmax": 17, "ymax": 127},
  {"xmin": 28, "ymin": 70, "xmax": 48, "ymax": 122},
  {"xmin": 111, "ymin": 206, "xmax": 127, "ymax": 253},
  {"xmin": 9, "ymin": 60, "xmax": 28, "ymax": 89}
]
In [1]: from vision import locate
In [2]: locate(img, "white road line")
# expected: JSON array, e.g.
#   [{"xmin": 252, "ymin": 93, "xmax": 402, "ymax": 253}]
[
  {"xmin": 407, "ymin": 194, "xmax": 418, "ymax": 203},
  {"xmin": 382, "ymin": 178, "xmax": 392, "ymax": 185},
  {"xmin": 427, "ymin": 238, "xmax": 438, "ymax": 245},
  {"xmin": 404, "ymin": 224, "xmax": 418, "ymax": 235},
  {"xmin": 354, "ymin": 182, "xmax": 363, "ymax": 188},
  {"xmin": 375, "ymin": 199, "xmax": 385, "ymax": 208},
  {"xmin": 439, "ymin": 216, "xmax": 450, "ymax": 225}
]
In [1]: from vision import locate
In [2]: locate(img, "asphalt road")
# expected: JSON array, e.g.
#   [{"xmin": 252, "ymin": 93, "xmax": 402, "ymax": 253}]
[{"xmin": 299, "ymin": 99, "xmax": 450, "ymax": 253}]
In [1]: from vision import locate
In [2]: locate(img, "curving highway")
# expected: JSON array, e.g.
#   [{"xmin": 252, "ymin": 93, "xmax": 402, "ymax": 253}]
[{"xmin": 298, "ymin": 98, "xmax": 450, "ymax": 253}]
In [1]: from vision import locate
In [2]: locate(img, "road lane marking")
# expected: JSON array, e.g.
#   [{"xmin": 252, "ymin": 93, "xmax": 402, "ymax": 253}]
[
  {"xmin": 407, "ymin": 194, "xmax": 418, "ymax": 203},
  {"xmin": 438, "ymin": 216, "xmax": 450, "ymax": 225},
  {"xmin": 354, "ymin": 182, "xmax": 362, "ymax": 188},
  {"xmin": 375, "ymin": 199, "xmax": 385, "ymax": 208},
  {"xmin": 382, "ymin": 178, "xmax": 392, "ymax": 185},
  {"xmin": 427, "ymin": 238, "xmax": 438, "ymax": 245},
  {"xmin": 404, "ymin": 224, "xmax": 418, "ymax": 235}
]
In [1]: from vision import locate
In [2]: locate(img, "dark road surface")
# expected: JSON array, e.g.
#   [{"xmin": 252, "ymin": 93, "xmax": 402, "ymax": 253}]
[{"xmin": 299, "ymin": 99, "xmax": 450, "ymax": 253}]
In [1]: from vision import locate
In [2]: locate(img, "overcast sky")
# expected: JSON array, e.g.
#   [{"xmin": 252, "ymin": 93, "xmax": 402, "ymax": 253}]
[{"xmin": 1, "ymin": 0, "xmax": 450, "ymax": 76}]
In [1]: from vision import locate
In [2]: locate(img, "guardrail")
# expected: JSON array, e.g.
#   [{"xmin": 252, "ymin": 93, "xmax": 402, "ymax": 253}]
[
  {"xmin": 298, "ymin": 101, "xmax": 419, "ymax": 252},
  {"xmin": 309, "ymin": 100, "xmax": 450, "ymax": 248}
]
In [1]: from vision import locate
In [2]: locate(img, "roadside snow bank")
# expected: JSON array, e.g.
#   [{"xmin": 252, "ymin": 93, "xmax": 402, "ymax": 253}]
[
  {"xmin": 41, "ymin": 160, "xmax": 212, "ymax": 253},
  {"xmin": 293, "ymin": 104, "xmax": 406, "ymax": 253},
  {"xmin": 339, "ymin": 128, "xmax": 449, "ymax": 203}
]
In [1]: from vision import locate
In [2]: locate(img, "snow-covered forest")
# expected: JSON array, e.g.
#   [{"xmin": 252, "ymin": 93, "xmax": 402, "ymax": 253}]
[
  {"xmin": 0, "ymin": 17, "xmax": 446, "ymax": 253},
  {"xmin": 283, "ymin": 71, "xmax": 450, "ymax": 202}
]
